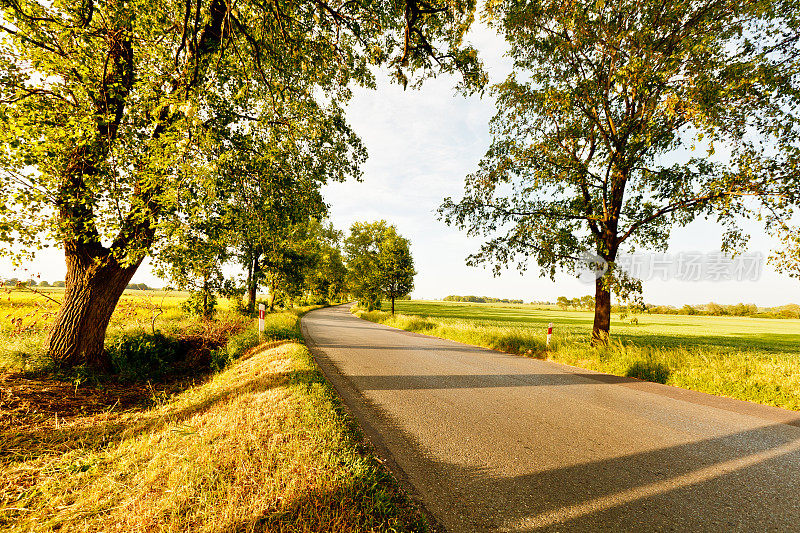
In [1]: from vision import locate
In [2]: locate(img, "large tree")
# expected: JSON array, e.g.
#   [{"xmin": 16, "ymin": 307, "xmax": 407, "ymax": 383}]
[
  {"xmin": 219, "ymin": 100, "xmax": 364, "ymax": 314},
  {"xmin": 378, "ymin": 230, "xmax": 415, "ymax": 314},
  {"xmin": 441, "ymin": 0, "xmax": 799, "ymax": 342},
  {"xmin": 344, "ymin": 220, "xmax": 415, "ymax": 312},
  {"xmin": 0, "ymin": 0, "xmax": 483, "ymax": 367}
]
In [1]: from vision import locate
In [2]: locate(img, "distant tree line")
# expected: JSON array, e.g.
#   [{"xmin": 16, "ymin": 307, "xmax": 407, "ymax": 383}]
[
  {"xmin": 444, "ymin": 295, "xmax": 524, "ymax": 304},
  {"xmin": 643, "ymin": 303, "xmax": 800, "ymax": 320},
  {"xmin": 557, "ymin": 296, "xmax": 595, "ymax": 311},
  {"xmin": 0, "ymin": 277, "xmax": 158, "ymax": 291},
  {"xmin": 1, "ymin": 278, "xmax": 64, "ymax": 288},
  {"xmin": 555, "ymin": 295, "xmax": 800, "ymax": 319}
]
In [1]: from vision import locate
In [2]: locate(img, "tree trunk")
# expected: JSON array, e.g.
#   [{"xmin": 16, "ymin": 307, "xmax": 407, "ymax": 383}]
[
  {"xmin": 246, "ymin": 252, "xmax": 261, "ymax": 314},
  {"xmin": 245, "ymin": 250, "xmax": 253, "ymax": 312},
  {"xmin": 48, "ymin": 247, "xmax": 141, "ymax": 370},
  {"xmin": 592, "ymin": 277, "xmax": 611, "ymax": 345},
  {"xmin": 268, "ymin": 277, "xmax": 276, "ymax": 312}
]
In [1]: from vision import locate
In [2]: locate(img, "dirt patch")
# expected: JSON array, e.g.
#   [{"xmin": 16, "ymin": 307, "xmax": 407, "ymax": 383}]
[{"xmin": 0, "ymin": 371, "xmax": 206, "ymax": 440}]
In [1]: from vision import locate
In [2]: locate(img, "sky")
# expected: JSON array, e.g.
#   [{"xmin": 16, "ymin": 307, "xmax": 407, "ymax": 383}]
[{"xmin": 2, "ymin": 24, "xmax": 799, "ymax": 307}]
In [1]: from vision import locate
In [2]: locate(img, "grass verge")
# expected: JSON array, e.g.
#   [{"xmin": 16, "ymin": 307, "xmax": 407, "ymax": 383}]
[
  {"xmin": 354, "ymin": 307, "xmax": 800, "ymax": 411},
  {"xmin": 1, "ymin": 309, "xmax": 427, "ymax": 532}
]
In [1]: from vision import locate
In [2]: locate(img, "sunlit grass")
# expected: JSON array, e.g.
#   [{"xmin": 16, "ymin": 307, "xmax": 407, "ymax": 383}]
[
  {"xmin": 1, "ymin": 318, "xmax": 426, "ymax": 531},
  {"xmin": 0, "ymin": 289, "xmax": 236, "ymax": 373},
  {"xmin": 355, "ymin": 301, "xmax": 800, "ymax": 411}
]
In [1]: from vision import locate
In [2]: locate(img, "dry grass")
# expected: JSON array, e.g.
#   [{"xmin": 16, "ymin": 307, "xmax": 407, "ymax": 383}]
[{"xmin": 1, "ymin": 341, "xmax": 426, "ymax": 532}]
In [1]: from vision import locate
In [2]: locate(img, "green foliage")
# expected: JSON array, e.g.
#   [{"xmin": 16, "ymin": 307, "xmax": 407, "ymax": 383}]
[
  {"xmin": 625, "ymin": 360, "xmax": 671, "ymax": 384},
  {"xmin": 211, "ymin": 328, "xmax": 261, "ymax": 372},
  {"xmin": 108, "ymin": 332, "xmax": 182, "ymax": 381},
  {"xmin": 261, "ymin": 313, "xmax": 303, "ymax": 342},
  {"xmin": 0, "ymin": 0, "xmax": 483, "ymax": 366},
  {"xmin": 303, "ymin": 222, "xmax": 349, "ymax": 304},
  {"xmin": 344, "ymin": 220, "xmax": 416, "ymax": 311},
  {"xmin": 378, "ymin": 230, "xmax": 416, "ymax": 312},
  {"xmin": 181, "ymin": 291, "xmax": 218, "ymax": 319},
  {"xmin": 440, "ymin": 0, "xmax": 800, "ymax": 338}
]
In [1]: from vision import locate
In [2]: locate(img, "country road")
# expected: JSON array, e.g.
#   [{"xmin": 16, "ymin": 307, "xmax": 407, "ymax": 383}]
[{"xmin": 301, "ymin": 305, "xmax": 800, "ymax": 532}]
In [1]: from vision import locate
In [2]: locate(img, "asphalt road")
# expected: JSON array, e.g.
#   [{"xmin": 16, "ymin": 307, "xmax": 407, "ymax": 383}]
[{"xmin": 301, "ymin": 305, "xmax": 800, "ymax": 532}]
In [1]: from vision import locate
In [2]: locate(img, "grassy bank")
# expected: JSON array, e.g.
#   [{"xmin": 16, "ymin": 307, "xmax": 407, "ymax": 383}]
[
  {"xmin": 1, "ymin": 302, "xmax": 426, "ymax": 531},
  {"xmin": 354, "ymin": 301, "xmax": 800, "ymax": 411}
]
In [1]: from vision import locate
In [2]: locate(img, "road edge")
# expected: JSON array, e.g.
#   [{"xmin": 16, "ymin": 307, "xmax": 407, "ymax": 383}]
[{"xmin": 300, "ymin": 304, "xmax": 448, "ymax": 533}]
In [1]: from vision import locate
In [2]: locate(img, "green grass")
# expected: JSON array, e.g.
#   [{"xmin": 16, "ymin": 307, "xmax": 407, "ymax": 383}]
[
  {"xmin": 355, "ymin": 300, "xmax": 800, "ymax": 411},
  {"xmin": 1, "ymin": 304, "xmax": 426, "ymax": 531},
  {"xmin": 0, "ymin": 288, "xmax": 197, "ymax": 372},
  {"xmin": 0, "ymin": 288, "xmax": 294, "ymax": 374},
  {"xmin": 1, "ymin": 340, "xmax": 426, "ymax": 532}
]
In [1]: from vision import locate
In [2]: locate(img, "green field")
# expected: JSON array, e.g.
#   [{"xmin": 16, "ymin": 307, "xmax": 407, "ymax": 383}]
[
  {"xmin": 0, "ymin": 288, "xmax": 233, "ymax": 372},
  {"xmin": 355, "ymin": 300, "xmax": 800, "ymax": 411},
  {"xmin": 393, "ymin": 300, "xmax": 800, "ymax": 355}
]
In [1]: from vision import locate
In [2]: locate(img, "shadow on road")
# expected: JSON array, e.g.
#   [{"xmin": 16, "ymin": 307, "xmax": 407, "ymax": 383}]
[
  {"xmin": 348, "ymin": 373, "xmax": 631, "ymax": 390},
  {"xmin": 303, "ymin": 306, "xmax": 800, "ymax": 531},
  {"xmin": 367, "ymin": 402, "xmax": 800, "ymax": 531}
]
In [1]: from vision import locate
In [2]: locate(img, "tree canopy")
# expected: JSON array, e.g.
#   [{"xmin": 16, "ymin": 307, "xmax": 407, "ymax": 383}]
[
  {"xmin": 0, "ymin": 0, "xmax": 483, "ymax": 367},
  {"xmin": 441, "ymin": 0, "xmax": 800, "ymax": 341},
  {"xmin": 344, "ymin": 220, "xmax": 416, "ymax": 312}
]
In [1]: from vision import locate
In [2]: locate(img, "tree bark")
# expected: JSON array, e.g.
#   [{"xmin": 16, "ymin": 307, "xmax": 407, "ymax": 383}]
[
  {"xmin": 245, "ymin": 250, "xmax": 254, "ymax": 312},
  {"xmin": 592, "ymin": 277, "xmax": 611, "ymax": 344},
  {"xmin": 268, "ymin": 277, "xmax": 276, "ymax": 312},
  {"xmin": 47, "ymin": 246, "xmax": 141, "ymax": 369},
  {"xmin": 247, "ymin": 252, "xmax": 261, "ymax": 314}
]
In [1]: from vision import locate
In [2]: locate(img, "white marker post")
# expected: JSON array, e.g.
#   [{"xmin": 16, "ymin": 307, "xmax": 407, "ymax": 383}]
[
  {"xmin": 546, "ymin": 322, "xmax": 553, "ymax": 348},
  {"xmin": 258, "ymin": 303, "xmax": 266, "ymax": 335}
]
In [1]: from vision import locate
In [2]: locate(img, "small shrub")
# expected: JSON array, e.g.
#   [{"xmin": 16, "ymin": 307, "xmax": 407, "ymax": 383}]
[
  {"xmin": 403, "ymin": 316, "xmax": 435, "ymax": 331},
  {"xmin": 108, "ymin": 332, "xmax": 182, "ymax": 381},
  {"xmin": 181, "ymin": 291, "xmax": 217, "ymax": 318},
  {"xmin": 491, "ymin": 329, "xmax": 545, "ymax": 355},
  {"xmin": 263, "ymin": 313, "xmax": 301, "ymax": 341},
  {"xmin": 625, "ymin": 359, "xmax": 671, "ymax": 384},
  {"xmin": 211, "ymin": 328, "xmax": 261, "ymax": 371}
]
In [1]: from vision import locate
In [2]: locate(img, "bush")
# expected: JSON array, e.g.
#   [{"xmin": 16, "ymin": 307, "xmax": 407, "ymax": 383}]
[
  {"xmin": 262, "ymin": 312, "xmax": 302, "ymax": 341},
  {"xmin": 624, "ymin": 359, "xmax": 671, "ymax": 384},
  {"xmin": 360, "ymin": 293, "xmax": 382, "ymax": 311},
  {"xmin": 491, "ymin": 329, "xmax": 546, "ymax": 355},
  {"xmin": 211, "ymin": 328, "xmax": 261, "ymax": 371},
  {"xmin": 108, "ymin": 332, "xmax": 182, "ymax": 381},
  {"xmin": 182, "ymin": 291, "xmax": 217, "ymax": 318}
]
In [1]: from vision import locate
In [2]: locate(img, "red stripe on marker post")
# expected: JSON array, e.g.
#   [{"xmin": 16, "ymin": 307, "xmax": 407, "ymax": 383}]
[{"xmin": 547, "ymin": 322, "xmax": 553, "ymax": 348}]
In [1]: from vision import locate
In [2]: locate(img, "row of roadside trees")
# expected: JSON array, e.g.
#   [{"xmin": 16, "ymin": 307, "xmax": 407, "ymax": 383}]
[
  {"xmin": 0, "ymin": 0, "xmax": 459, "ymax": 369},
  {"xmin": 157, "ymin": 217, "xmax": 415, "ymax": 319}
]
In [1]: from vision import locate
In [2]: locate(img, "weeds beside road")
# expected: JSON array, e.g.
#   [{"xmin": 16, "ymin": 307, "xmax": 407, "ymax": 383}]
[
  {"xmin": 1, "ymin": 295, "xmax": 426, "ymax": 532},
  {"xmin": 355, "ymin": 301, "xmax": 800, "ymax": 411}
]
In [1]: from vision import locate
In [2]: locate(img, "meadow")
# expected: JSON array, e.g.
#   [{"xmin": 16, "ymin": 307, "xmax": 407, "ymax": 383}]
[
  {"xmin": 355, "ymin": 300, "xmax": 800, "ymax": 411},
  {"xmin": 0, "ymin": 287, "xmax": 221, "ymax": 372},
  {"xmin": 1, "ymin": 290, "xmax": 426, "ymax": 531}
]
